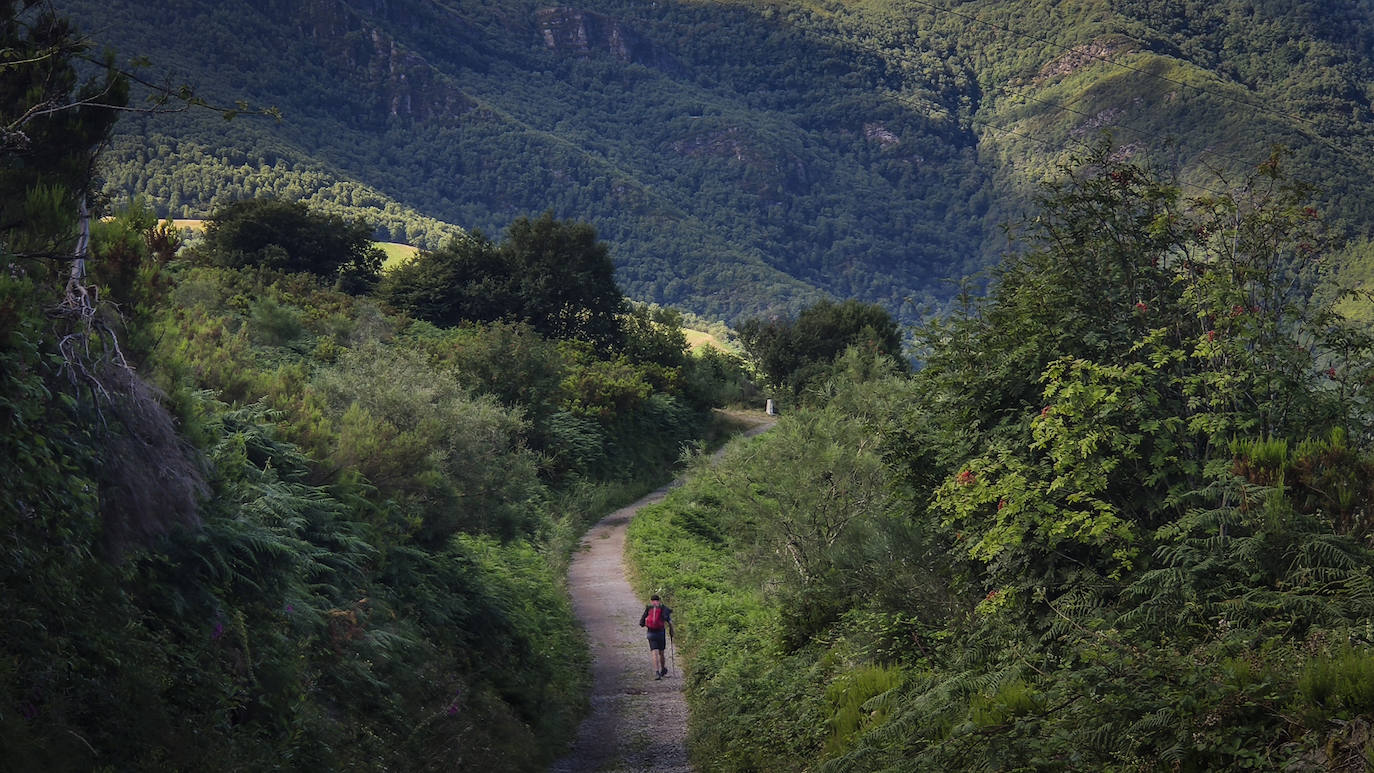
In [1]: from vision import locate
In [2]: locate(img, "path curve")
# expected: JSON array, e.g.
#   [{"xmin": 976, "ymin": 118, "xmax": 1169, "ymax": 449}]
[{"xmin": 551, "ymin": 413, "xmax": 774, "ymax": 773}]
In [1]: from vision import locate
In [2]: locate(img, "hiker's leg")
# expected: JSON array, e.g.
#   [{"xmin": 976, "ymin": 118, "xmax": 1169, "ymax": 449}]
[{"xmin": 648, "ymin": 631, "xmax": 666, "ymax": 674}]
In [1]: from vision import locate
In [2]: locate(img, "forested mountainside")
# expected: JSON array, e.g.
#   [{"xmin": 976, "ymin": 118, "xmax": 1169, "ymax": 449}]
[{"xmin": 58, "ymin": 0, "xmax": 1374, "ymax": 322}]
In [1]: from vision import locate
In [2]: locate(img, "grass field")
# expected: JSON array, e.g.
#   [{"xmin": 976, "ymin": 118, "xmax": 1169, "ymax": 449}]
[
  {"xmin": 378, "ymin": 242, "xmax": 420, "ymax": 271},
  {"xmin": 685, "ymin": 328, "xmax": 734, "ymax": 352}
]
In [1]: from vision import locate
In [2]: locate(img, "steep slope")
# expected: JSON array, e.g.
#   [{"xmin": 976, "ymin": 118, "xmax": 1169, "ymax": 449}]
[{"xmin": 62, "ymin": 0, "xmax": 1374, "ymax": 322}]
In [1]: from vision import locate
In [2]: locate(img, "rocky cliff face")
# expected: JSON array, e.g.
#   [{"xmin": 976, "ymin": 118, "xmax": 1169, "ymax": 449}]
[
  {"xmin": 284, "ymin": 0, "xmax": 479, "ymax": 123},
  {"xmin": 281, "ymin": 2, "xmax": 687, "ymax": 123},
  {"xmin": 354, "ymin": 31, "xmax": 479, "ymax": 121},
  {"xmin": 535, "ymin": 7, "xmax": 684, "ymax": 76}
]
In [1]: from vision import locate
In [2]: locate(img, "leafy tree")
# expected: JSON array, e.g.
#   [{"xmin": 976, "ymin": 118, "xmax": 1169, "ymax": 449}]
[
  {"xmin": 199, "ymin": 198, "xmax": 384, "ymax": 292},
  {"xmin": 380, "ymin": 212, "xmax": 626, "ymax": 348},
  {"xmin": 500, "ymin": 212, "xmax": 625, "ymax": 348},
  {"xmin": 620, "ymin": 302, "xmax": 688, "ymax": 369},
  {"xmin": 909, "ymin": 145, "xmax": 1367, "ymax": 589},
  {"xmin": 738, "ymin": 298, "xmax": 905, "ymax": 398},
  {"xmin": 378, "ymin": 231, "xmax": 512, "ymax": 328}
]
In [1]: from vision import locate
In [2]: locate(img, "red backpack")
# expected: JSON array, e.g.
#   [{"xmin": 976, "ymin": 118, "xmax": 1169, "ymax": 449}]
[{"xmin": 645, "ymin": 604, "xmax": 665, "ymax": 631}]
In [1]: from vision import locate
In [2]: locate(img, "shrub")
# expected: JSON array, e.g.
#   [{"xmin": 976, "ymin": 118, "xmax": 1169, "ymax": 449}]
[{"xmin": 200, "ymin": 198, "xmax": 383, "ymax": 292}]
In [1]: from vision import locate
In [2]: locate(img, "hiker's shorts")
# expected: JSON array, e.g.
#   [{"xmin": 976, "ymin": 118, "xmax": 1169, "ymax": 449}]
[{"xmin": 647, "ymin": 630, "xmax": 666, "ymax": 650}]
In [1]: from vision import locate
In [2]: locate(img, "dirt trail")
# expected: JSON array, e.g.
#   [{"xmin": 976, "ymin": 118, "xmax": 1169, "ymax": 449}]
[
  {"xmin": 551, "ymin": 413, "xmax": 774, "ymax": 773},
  {"xmin": 549, "ymin": 481, "xmax": 690, "ymax": 773}
]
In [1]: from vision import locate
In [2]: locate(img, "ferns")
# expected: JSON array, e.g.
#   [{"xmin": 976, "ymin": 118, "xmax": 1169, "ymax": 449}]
[{"xmin": 824, "ymin": 665, "xmax": 905, "ymax": 756}]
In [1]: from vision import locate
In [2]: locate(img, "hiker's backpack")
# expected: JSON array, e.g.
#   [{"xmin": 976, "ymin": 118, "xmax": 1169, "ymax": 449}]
[{"xmin": 645, "ymin": 605, "xmax": 664, "ymax": 631}]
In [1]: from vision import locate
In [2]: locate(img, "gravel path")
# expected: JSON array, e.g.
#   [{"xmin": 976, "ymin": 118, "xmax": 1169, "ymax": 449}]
[
  {"xmin": 549, "ymin": 480, "xmax": 691, "ymax": 773},
  {"xmin": 551, "ymin": 413, "xmax": 774, "ymax": 773}
]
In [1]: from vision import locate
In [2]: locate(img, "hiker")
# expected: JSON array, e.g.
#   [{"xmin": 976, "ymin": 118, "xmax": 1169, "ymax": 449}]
[{"xmin": 638, "ymin": 594, "xmax": 674, "ymax": 679}]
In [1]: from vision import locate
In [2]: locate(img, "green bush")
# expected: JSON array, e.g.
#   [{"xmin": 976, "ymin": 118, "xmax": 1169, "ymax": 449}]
[
  {"xmin": 199, "ymin": 198, "xmax": 383, "ymax": 292},
  {"xmin": 824, "ymin": 665, "xmax": 904, "ymax": 757}
]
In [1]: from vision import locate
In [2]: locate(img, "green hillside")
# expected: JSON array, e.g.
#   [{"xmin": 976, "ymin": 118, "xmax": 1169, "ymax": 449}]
[{"xmin": 58, "ymin": 0, "xmax": 1374, "ymax": 322}]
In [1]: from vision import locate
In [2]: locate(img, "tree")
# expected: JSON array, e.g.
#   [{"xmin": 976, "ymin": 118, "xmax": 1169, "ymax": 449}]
[
  {"xmin": 738, "ymin": 298, "xmax": 905, "ymax": 398},
  {"xmin": 903, "ymin": 143, "xmax": 1374, "ymax": 613},
  {"xmin": 621, "ymin": 303, "xmax": 688, "ymax": 369},
  {"xmin": 501, "ymin": 212, "xmax": 625, "ymax": 349},
  {"xmin": 379, "ymin": 212, "xmax": 626, "ymax": 348},
  {"xmin": 200, "ymin": 198, "xmax": 384, "ymax": 292},
  {"xmin": 378, "ymin": 231, "xmax": 511, "ymax": 327}
]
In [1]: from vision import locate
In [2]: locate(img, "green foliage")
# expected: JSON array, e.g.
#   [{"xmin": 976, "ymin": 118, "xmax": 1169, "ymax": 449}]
[
  {"xmin": 0, "ymin": 236, "xmax": 746, "ymax": 768},
  {"xmin": 199, "ymin": 198, "xmax": 384, "ymax": 292},
  {"xmin": 626, "ymin": 493, "xmax": 830, "ymax": 773},
  {"xmin": 627, "ymin": 147, "xmax": 1374, "ymax": 771},
  {"xmin": 917, "ymin": 144, "xmax": 1367, "ymax": 593},
  {"xmin": 624, "ymin": 366, "xmax": 952, "ymax": 771},
  {"xmin": 247, "ymin": 296, "xmax": 304, "ymax": 345},
  {"xmin": 738, "ymin": 299, "xmax": 906, "ymax": 399},
  {"xmin": 1296, "ymin": 644, "xmax": 1374, "ymax": 718},
  {"xmin": 1, "ymin": 0, "xmax": 127, "ymax": 243},
  {"xmin": 313, "ymin": 341, "xmax": 545, "ymax": 543},
  {"xmin": 378, "ymin": 232, "xmax": 507, "ymax": 328},
  {"xmin": 681, "ymin": 344, "xmax": 756, "ymax": 410},
  {"xmin": 502, "ymin": 213, "xmax": 626, "ymax": 348},
  {"xmin": 621, "ymin": 303, "xmax": 689, "ymax": 370},
  {"xmin": 380, "ymin": 213, "xmax": 626, "ymax": 349},
  {"xmin": 824, "ymin": 665, "xmax": 904, "ymax": 757},
  {"xmin": 88, "ymin": 196, "xmax": 161, "ymax": 304}
]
